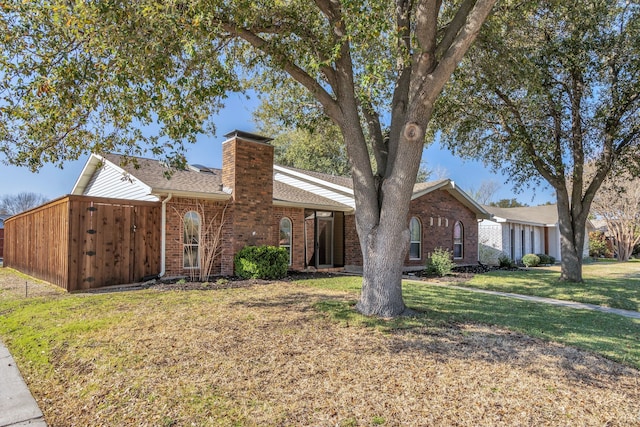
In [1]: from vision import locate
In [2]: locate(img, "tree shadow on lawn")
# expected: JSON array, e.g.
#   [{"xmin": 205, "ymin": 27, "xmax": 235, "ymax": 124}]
[
  {"xmin": 404, "ymin": 283, "xmax": 639, "ymax": 366},
  {"xmin": 463, "ymin": 267, "xmax": 640, "ymax": 312},
  {"xmin": 306, "ymin": 281, "xmax": 639, "ymax": 368},
  {"xmin": 225, "ymin": 282, "xmax": 638, "ymax": 389}
]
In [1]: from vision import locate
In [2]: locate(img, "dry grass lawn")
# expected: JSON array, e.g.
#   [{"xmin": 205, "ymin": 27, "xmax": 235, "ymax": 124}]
[{"xmin": 1, "ymin": 271, "xmax": 639, "ymax": 426}]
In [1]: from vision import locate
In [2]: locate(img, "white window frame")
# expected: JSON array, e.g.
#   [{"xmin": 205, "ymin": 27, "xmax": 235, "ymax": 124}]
[
  {"xmin": 409, "ymin": 217, "xmax": 422, "ymax": 260},
  {"xmin": 453, "ymin": 221, "xmax": 464, "ymax": 259},
  {"xmin": 279, "ymin": 217, "xmax": 293, "ymax": 266},
  {"xmin": 183, "ymin": 211, "xmax": 201, "ymax": 269}
]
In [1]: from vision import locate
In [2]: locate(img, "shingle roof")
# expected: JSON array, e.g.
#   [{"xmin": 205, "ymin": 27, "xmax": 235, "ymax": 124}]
[
  {"xmin": 103, "ymin": 154, "xmax": 228, "ymax": 196},
  {"xmin": 276, "ymin": 165, "xmax": 452, "ymax": 196},
  {"xmin": 102, "ymin": 154, "xmax": 352, "ymax": 210},
  {"xmin": 273, "ymin": 181, "xmax": 351, "ymax": 210},
  {"xmin": 482, "ymin": 204, "xmax": 559, "ymax": 225}
]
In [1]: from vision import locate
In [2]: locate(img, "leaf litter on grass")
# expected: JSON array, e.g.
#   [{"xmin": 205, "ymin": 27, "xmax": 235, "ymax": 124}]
[{"xmin": 0, "ymin": 271, "xmax": 639, "ymax": 426}]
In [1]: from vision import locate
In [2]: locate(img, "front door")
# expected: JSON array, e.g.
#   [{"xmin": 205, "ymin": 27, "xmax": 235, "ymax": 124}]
[{"xmin": 316, "ymin": 216, "xmax": 334, "ymax": 268}]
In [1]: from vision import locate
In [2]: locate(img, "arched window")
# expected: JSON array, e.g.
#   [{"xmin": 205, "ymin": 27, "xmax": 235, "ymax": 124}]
[
  {"xmin": 453, "ymin": 221, "xmax": 464, "ymax": 259},
  {"xmin": 409, "ymin": 217, "xmax": 421, "ymax": 260},
  {"xmin": 279, "ymin": 217, "xmax": 292, "ymax": 265},
  {"xmin": 183, "ymin": 211, "xmax": 201, "ymax": 268}
]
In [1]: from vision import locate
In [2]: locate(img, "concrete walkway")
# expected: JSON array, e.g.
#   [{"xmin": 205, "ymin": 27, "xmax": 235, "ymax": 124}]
[
  {"xmin": 406, "ymin": 280, "xmax": 640, "ymax": 319},
  {"xmin": 0, "ymin": 341, "xmax": 47, "ymax": 427}
]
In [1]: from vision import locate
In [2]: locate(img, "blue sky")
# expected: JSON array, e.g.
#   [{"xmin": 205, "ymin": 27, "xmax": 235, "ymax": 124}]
[{"xmin": 0, "ymin": 92, "xmax": 555, "ymax": 205}]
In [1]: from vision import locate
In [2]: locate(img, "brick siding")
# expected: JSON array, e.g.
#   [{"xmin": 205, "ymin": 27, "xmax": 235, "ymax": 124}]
[
  {"xmin": 273, "ymin": 206, "xmax": 306, "ymax": 270},
  {"xmin": 164, "ymin": 197, "xmax": 231, "ymax": 277},
  {"xmin": 345, "ymin": 190, "xmax": 480, "ymax": 268}
]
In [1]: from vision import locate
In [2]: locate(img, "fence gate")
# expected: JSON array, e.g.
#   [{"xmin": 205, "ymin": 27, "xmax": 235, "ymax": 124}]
[{"xmin": 77, "ymin": 201, "xmax": 159, "ymax": 289}]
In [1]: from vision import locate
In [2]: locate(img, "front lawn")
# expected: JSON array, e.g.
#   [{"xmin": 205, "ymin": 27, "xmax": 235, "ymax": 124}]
[
  {"xmin": 301, "ymin": 276, "xmax": 640, "ymax": 369},
  {"xmin": 0, "ymin": 268, "xmax": 639, "ymax": 426},
  {"xmin": 459, "ymin": 260, "xmax": 640, "ymax": 311}
]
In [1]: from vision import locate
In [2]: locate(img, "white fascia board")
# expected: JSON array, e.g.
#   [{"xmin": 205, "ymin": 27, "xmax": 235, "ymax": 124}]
[
  {"xmin": 151, "ymin": 189, "xmax": 231, "ymax": 201},
  {"xmin": 273, "ymin": 200, "xmax": 354, "ymax": 213},
  {"xmin": 274, "ymin": 165, "xmax": 354, "ymax": 196},
  {"xmin": 506, "ymin": 219, "xmax": 552, "ymax": 227},
  {"xmin": 274, "ymin": 171, "xmax": 355, "ymax": 208},
  {"xmin": 71, "ymin": 153, "xmax": 103, "ymax": 195},
  {"xmin": 72, "ymin": 153, "xmax": 154, "ymax": 198},
  {"xmin": 448, "ymin": 181, "xmax": 492, "ymax": 219}
]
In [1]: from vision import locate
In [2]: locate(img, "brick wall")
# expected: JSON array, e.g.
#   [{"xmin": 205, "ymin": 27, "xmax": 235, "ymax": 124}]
[
  {"xmin": 222, "ymin": 134, "xmax": 275, "ymax": 269},
  {"xmin": 344, "ymin": 189, "xmax": 480, "ymax": 268},
  {"xmin": 344, "ymin": 214, "xmax": 362, "ymax": 267},
  {"xmin": 408, "ymin": 190, "xmax": 479, "ymax": 266},
  {"xmin": 272, "ymin": 206, "xmax": 305, "ymax": 270},
  {"xmin": 164, "ymin": 197, "xmax": 232, "ymax": 277}
]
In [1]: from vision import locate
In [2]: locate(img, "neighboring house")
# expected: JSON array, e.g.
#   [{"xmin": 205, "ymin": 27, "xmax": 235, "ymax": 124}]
[
  {"xmin": 71, "ymin": 130, "xmax": 490, "ymax": 278},
  {"xmin": 478, "ymin": 204, "xmax": 593, "ymax": 265}
]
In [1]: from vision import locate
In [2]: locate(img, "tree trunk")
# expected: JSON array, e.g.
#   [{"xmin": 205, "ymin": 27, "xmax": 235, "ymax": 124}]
[
  {"xmin": 559, "ymin": 235, "xmax": 583, "ymax": 282},
  {"xmin": 556, "ymin": 197, "xmax": 587, "ymax": 282},
  {"xmin": 356, "ymin": 219, "xmax": 410, "ymax": 317}
]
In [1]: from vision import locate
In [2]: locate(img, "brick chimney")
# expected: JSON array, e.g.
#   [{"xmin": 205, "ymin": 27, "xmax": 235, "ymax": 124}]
[{"xmin": 221, "ymin": 131, "xmax": 274, "ymax": 270}]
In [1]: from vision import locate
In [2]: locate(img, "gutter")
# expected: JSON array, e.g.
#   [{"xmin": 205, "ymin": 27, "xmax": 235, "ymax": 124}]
[{"xmin": 159, "ymin": 193, "xmax": 173, "ymax": 277}]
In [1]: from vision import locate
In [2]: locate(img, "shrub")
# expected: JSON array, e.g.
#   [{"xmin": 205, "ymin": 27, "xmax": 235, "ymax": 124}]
[
  {"xmin": 522, "ymin": 253, "xmax": 540, "ymax": 267},
  {"xmin": 548, "ymin": 255, "xmax": 556, "ymax": 264},
  {"xmin": 425, "ymin": 247, "xmax": 455, "ymax": 277},
  {"xmin": 589, "ymin": 231, "xmax": 612, "ymax": 258},
  {"xmin": 234, "ymin": 245, "xmax": 289, "ymax": 280},
  {"xmin": 536, "ymin": 253, "xmax": 550, "ymax": 265},
  {"xmin": 498, "ymin": 254, "xmax": 514, "ymax": 268}
]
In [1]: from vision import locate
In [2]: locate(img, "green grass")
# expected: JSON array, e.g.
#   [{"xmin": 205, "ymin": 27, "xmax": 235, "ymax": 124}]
[
  {"xmin": 300, "ymin": 276, "xmax": 640, "ymax": 369},
  {"xmin": 461, "ymin": 261, "xmax": 640, "ymax": 311}
]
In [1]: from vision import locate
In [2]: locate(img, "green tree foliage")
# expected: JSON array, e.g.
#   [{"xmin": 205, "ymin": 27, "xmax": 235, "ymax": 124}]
[
  {"xmin": 1, "ymin": 0, "xmax": 497, "ymax": 317},
  {"xmin": 254, "ymin": 92, "xmax": 433, "ymax": 181},
  {"xmin": 489, "ymin": 198, "xmax": 528, "ymax": 208},
  {"xmin": 588, "ymin": 231, "xmax": 612, "ymax": 258},
  {"xmin": 433, "ymin": 1, "xmax": 640, "ymax": 282}
]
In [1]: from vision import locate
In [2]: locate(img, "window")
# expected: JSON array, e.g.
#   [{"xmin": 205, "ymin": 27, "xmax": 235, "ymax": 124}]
[
  {"xmin": 409, "ymin": 217, "xmax": 421, "ymax": 260},
  {"xmin": 453, "ymin": 221, "xmax": 464, "ymax": 259},
  {"xmin": 183, "ymin": 211, "xmax": 200, "ymax": 268},
  {"xmin": 279, "ymin": 217, "xmax": 292, "ymax": 265},
  {"xmin": 521, "ymin": 229, "xmax": 526, "ymax": 259},
  {"xmin": 530, "ymin": 230, "xmax": 535, "ymax": 254},
  {"xmin": 510, "ymin": 228, "xmax": 515, "ymax": 260}
]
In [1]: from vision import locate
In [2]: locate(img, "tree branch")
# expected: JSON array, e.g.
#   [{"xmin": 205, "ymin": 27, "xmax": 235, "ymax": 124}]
[
  {"xmin": 220, "ymin": 23, "xmax": 342, "ymax": 121},
  {"xmin": 435, "ymin": 0, "xmax": 476, "ymax": 60}
]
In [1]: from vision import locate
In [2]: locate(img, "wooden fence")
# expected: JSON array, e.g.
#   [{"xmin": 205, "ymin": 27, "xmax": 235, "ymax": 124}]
[
  {"xmin": 0, "ymin": 228, "xmax": 4, "ymax": 258},
  {"xmin": 4, "ymin": 195, "xmax": 161, "ymax": 291}
]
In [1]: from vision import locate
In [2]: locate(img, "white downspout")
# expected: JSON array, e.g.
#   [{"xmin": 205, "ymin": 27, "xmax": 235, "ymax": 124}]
[{"xmin": 159, "ymin": 193, "xmax": 173, "ymax": 277}]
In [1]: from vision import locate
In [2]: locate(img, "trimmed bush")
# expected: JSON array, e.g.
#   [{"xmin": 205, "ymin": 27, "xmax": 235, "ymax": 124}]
[
  {"xmin": 536, "ymin": 253, "xmax": 556, "ymax": 265},
  {"xmin": 426, "ymin": 247, "xmax": 455, "ymax": 277},
  {"xmin": 234, "ymin": 245, "xmax": 289, "ymax": 280},
  {"xmin": 522, "ymin": 253, "xmax": 541, "ymax": 267},
  {"xmin": 498, "ymin": 254, "xmax": 514, "ymax": 268}
]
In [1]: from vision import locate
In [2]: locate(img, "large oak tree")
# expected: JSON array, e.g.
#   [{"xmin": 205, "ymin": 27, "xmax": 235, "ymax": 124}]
[
  {"xmin": 433, "ymin": 0, "xmax": 640, "ymax": 281},
  {"xmin": 1, "ymin": 0, "xmax": 497, "ymax": 316}
]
